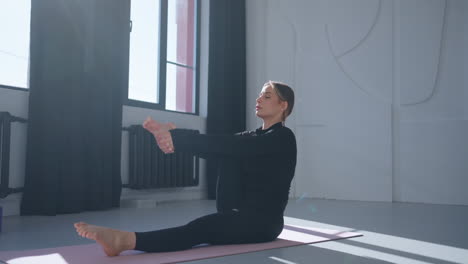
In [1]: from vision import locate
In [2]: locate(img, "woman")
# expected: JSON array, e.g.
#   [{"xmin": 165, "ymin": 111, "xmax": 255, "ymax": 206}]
[{"xmin": 74, "ymin": 81, "xmax": 296, "ymax": 256}]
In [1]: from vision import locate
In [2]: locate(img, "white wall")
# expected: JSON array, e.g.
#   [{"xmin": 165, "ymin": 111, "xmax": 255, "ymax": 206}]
[
  {"xmin": 246, "ymin": 0, "xmax": 468, "ymax": 205},
  {"xmin": 397, "ymin": 0, "xmax": 467, "ymax": 205},
  {"xmin": 0, "ymin": 0, "xmax": 210, "ymax": 215}
]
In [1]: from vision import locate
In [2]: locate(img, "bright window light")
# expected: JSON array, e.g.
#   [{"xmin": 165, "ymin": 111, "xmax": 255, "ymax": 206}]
[
  {"xmin": 128, "ymin": 0, "xmax": 160, "ymax": 103},
  {"xmin": 0, "ymin": 0, "xmax": 31, "ymax": 89},
  {"xmin": 165, "ymin": 0, "xmax": 196, "ymax": 113},
  {"xmin": 9, "ymin": 253, "xmax": 69, "ymax": 264},
  {"xmin": 284, "ymin": 216, "xmax": 468, "ymax": 264}
]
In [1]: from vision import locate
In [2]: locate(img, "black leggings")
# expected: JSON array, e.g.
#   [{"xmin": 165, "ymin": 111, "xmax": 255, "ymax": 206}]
[
  {"xmin": 135, "ymin": 210, "xmax": 283, "ymax": 252},
  {"xmin": 134, "ymin": 157, "xmax": 284, "ymax": 253}
]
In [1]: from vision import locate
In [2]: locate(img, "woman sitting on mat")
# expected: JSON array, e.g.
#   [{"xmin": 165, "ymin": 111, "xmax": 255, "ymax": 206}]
[{"xmin": 74, "ymin": 81, "xmax": 297, "ymax": 256}]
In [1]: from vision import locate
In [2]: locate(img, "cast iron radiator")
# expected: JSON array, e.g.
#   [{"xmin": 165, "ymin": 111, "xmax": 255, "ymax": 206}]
[
  {"xmin": 0, "ymin": 112, "xmax": 27, "ymax": 198},
  {"xmin": 123, "ymin": 125, "xmax": 199, "ymax": 189}
]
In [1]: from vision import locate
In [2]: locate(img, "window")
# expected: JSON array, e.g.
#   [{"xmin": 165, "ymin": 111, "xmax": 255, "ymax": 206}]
[
  {"xmin": 128, "ymin": 0, "xmax": 160, "ymax": 104},
  {"xmin": 127, "ymin": 0, "xmax": 199, "ymax": 114},
  {"xmin": 0, "ymin": 0, "xmax": 31, "ymax": 90}
]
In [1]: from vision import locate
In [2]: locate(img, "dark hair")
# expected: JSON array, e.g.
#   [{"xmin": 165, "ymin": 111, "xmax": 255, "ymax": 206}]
[{"xmin": 264, "ymin": 81, "xmax": 295, "ymax": 121}]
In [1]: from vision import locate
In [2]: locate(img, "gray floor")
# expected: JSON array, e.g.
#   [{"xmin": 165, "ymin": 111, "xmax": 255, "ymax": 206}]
[{"xmin": 1, "ymin": 198, "xmax": 467, "ymax": 264}]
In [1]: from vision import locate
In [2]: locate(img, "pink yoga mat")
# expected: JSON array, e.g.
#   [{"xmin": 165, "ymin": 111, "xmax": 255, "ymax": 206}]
[{"xmin": 0, "ymin": 225, "xmax": 361, "ymax": 264}]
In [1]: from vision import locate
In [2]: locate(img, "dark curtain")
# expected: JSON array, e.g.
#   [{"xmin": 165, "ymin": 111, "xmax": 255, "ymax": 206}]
[
  {"xmin": 21, "ymin": 0, "xmax": 129, "ymax": 215},
  {"xmin": 206, "ymin": 0, "xmax": 246, "ymax": 199}
]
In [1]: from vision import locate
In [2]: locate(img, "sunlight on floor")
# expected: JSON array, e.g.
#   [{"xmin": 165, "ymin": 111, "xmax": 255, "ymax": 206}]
[
  {"xmin": 285, "ymin": 216, "xmax": 468, "ymax": 264},
  {"xmin": 269, "ymin": 256, "xmax": 298, "ymax": 264},
  {"xmin": 8, "ymin": 253, "xmax": 68, "ymax": 264}
]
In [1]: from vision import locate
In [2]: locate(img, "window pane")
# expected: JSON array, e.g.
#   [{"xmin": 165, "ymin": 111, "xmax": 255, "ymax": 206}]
[
  {"xmin": 167, "ymin": 0, "xmax": 195, "ymax": 67},
  {"xmin": 166, "ymin": 64, "xmax": 195, "ymax": 113},
  {"xmin": 128, "ymin": 0, "xmax": 160, "ymax": 103},
  {"xmin": 0, "ymin": 0, "xmax": 31, "ymax": 89}
]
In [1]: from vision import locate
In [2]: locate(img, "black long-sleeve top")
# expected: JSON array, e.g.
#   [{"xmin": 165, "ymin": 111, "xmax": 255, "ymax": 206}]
[{"xmin": 169, "ymin": 122, "xmax": 297, "ymax": 216}]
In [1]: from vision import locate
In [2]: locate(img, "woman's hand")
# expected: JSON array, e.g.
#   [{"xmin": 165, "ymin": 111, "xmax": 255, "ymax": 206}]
[
  {"xmin": 143, "ymin": 117, "xmax": 176, "ymax": 154},
  {"xmin": 142, "ymin": 116, "xmax": 162, "ymax": 133},
  {"xmin": 156, "ymin": 124, "xmax": 176, "ymax": 154}
]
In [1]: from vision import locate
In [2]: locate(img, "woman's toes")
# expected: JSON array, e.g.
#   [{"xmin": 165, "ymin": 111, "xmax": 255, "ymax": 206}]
[{"xmin": 74, "ymin": 222, "xmax": 85, "ymax": 228}]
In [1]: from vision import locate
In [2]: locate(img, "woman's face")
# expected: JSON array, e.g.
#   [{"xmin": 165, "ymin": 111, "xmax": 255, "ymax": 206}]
[{"xmin": 255, "ymin": 85, "xmax": 287, "ymax": 120}]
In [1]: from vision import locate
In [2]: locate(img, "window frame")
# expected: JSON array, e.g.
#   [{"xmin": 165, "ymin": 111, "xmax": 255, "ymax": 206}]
[
  {"xmin": 124, "ymin": 0, "xmax": 201, "ymax": 116},
  {"xmin": 0, "ymin": 84, "xmax": 29, "ymax": 92}
]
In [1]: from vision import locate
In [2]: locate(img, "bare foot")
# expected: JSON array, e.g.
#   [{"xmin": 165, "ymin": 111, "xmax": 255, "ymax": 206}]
[{"xmin": 74, "ymin": 222, "xmax": 136, "ymax": 257}]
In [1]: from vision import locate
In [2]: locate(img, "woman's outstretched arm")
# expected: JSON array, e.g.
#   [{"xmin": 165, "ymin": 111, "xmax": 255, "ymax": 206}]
[
  {"xmin": 142, "ymin": 117, "xmax": 295, "ymax": 157},
  {"xmin": 170, "ymin": 128, "xmax": 296, "ymax": 157}
]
